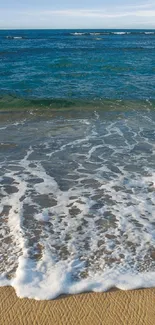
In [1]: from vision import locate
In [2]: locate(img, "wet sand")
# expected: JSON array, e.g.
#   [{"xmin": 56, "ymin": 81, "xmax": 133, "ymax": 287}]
[{"xmin": 1, "ymin": 287, "xmax": 155, "ymax": 325}]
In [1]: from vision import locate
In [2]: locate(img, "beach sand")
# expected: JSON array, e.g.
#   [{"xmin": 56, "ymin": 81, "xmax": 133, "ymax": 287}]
[{"xmin": 1, "ymin": 287, "xmax": 155, "ymax": 324}]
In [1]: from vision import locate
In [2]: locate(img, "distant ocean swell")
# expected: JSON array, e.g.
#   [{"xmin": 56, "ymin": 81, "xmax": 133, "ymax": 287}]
[
  {"xmin": 70, "ymin": 31, "xmax": 155, "ymax": 36},
  {"xmin": 3, "ymin": 31, "xmax": 155, "ymax": 39}
]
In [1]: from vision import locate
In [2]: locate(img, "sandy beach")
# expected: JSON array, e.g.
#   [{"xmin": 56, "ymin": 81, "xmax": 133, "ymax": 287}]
[
  {"xmin": 1, "ymin": 287, "xmax": 155, "ymax": 325},
  {"xmin": 1, "ymin": 26, "xmax": 155, "ymax": 325}
]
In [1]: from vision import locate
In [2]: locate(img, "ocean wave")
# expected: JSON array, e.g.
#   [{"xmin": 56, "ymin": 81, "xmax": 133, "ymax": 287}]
[
  {"xmin": 70, "ymin": 32, "xmax": 102, "ymax": 36},
  {"xmin": 111, "ymin": 31, "xmax": 155, "ymax": 35},
  {"xmin": 6, "ymin": 36, "xmax": 25, "ymax": 40},
  {"xmin": 1, "ymin": 106, "xmax": 155, "ymax": 299},
  {"xmin": 70, "ymin": 31, "xmax": 155, "ymax": 37},
  {"xmin": 90, "ymin": 32, "xmax": 101, "ymax": 36},
  {"xmin": 113, "ymin": 32, "xmax": 130, "ymax": 35},
  {"xmin": 70, "ymin": 32, "xmax": 87, "ymax": 36},
  {"xmin": 144, "ymin": 32, "xmax": 155, "ymax": 35},
  {"xmin": 5, "ymin": 32, "xmax": 155, "ymax": 41},
  {"xmin": 0, "ymin": 95, "xmax": 155, "ymax": 112}
]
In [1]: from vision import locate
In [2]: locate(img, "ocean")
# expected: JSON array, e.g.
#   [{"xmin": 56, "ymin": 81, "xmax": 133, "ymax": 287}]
[{"xmin": 0, "ymin": 29, "xmax": 155, "ymax": 299}]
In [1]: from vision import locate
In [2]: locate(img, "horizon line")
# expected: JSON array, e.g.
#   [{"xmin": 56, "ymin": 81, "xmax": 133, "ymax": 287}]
[{"xmin": 0, "ymin": 27, "xmax": 155, "ymax": 30}]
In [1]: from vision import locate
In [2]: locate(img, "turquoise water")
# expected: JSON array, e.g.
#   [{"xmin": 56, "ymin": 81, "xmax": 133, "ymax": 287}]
[
  {"xmin": 0, "ymin": 30, "xmax": 155, "ymax": 300},
  {"xmin": 0, "ymin": 29, "xmax": 155, "ymax": 104}
]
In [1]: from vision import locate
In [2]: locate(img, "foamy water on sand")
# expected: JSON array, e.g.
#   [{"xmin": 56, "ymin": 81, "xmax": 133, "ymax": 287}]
[{"xmin": 1, "ymin": 103, "xmax": 155, "ymax": 299}]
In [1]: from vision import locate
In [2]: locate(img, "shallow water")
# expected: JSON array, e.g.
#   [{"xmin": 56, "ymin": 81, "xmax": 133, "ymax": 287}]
[{"xmin": 1, "ymin": 102, "xmax": 155, "ymax": 299}]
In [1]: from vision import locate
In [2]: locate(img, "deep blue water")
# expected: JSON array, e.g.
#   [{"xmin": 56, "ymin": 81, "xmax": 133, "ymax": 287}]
[{"xmin": 0, "ymin": 29, "xmax": 155, "ymax": 104}]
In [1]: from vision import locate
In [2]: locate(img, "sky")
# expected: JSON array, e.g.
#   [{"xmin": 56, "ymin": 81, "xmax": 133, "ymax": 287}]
[{"xmin": 0, "ymin": 0, "xmax": 155, "ymax": 29}]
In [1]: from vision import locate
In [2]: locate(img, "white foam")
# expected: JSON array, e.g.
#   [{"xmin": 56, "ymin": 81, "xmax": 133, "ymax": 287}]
[
  {"xmin": 1, "ymin": 113, "xmax": 155, "ymax": 299},
  {"xmin": 113, "ymin": 32, "xmax": 130, "ymax": 35},
  {"xmin": 6, "ymin": 36, "xmax": 24, "ymax": 39},
  {"xmin": 0, "ymin": 126, "xmax": 7, "ymax": 130},
  {"xmin": 9, "ymin": 255, "xmax": 155, "ymax": 299},
  {"xmin": 71, "ymin": 32, "xmax": 86, "ymax": 36},
  {"xmin": 90, "ymin": 33, "xmax": 101, "ymax": 36}
]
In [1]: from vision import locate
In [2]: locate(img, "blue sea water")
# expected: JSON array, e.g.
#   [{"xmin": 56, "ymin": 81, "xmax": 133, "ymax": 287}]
[
  {"xmin": 0, "ymin": 30, "xmax": 155, "ymax": 300},
  {"xmin": 0, "ymin": 29, "xmax": 155, "ymax": 102}
]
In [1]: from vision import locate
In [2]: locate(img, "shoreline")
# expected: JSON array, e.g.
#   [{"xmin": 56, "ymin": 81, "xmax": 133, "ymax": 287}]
[{"xmin": 1, "ymin": 287, "xmax": 155, "ymax": 324}]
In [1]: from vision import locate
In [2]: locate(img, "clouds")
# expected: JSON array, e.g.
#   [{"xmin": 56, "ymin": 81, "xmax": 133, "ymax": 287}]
[
  {"xmin": 0, "ymin": 1, "xmax": 155, "ymax": 29},
  {"xmin": 38, "ymin": 8, "xmax": 155, "ymax": 19}
]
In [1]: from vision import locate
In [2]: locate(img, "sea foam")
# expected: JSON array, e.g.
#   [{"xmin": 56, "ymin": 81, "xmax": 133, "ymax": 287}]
[{"xmin": 1, "ymin": 108, "xmax": 155, "ymax": 299}]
